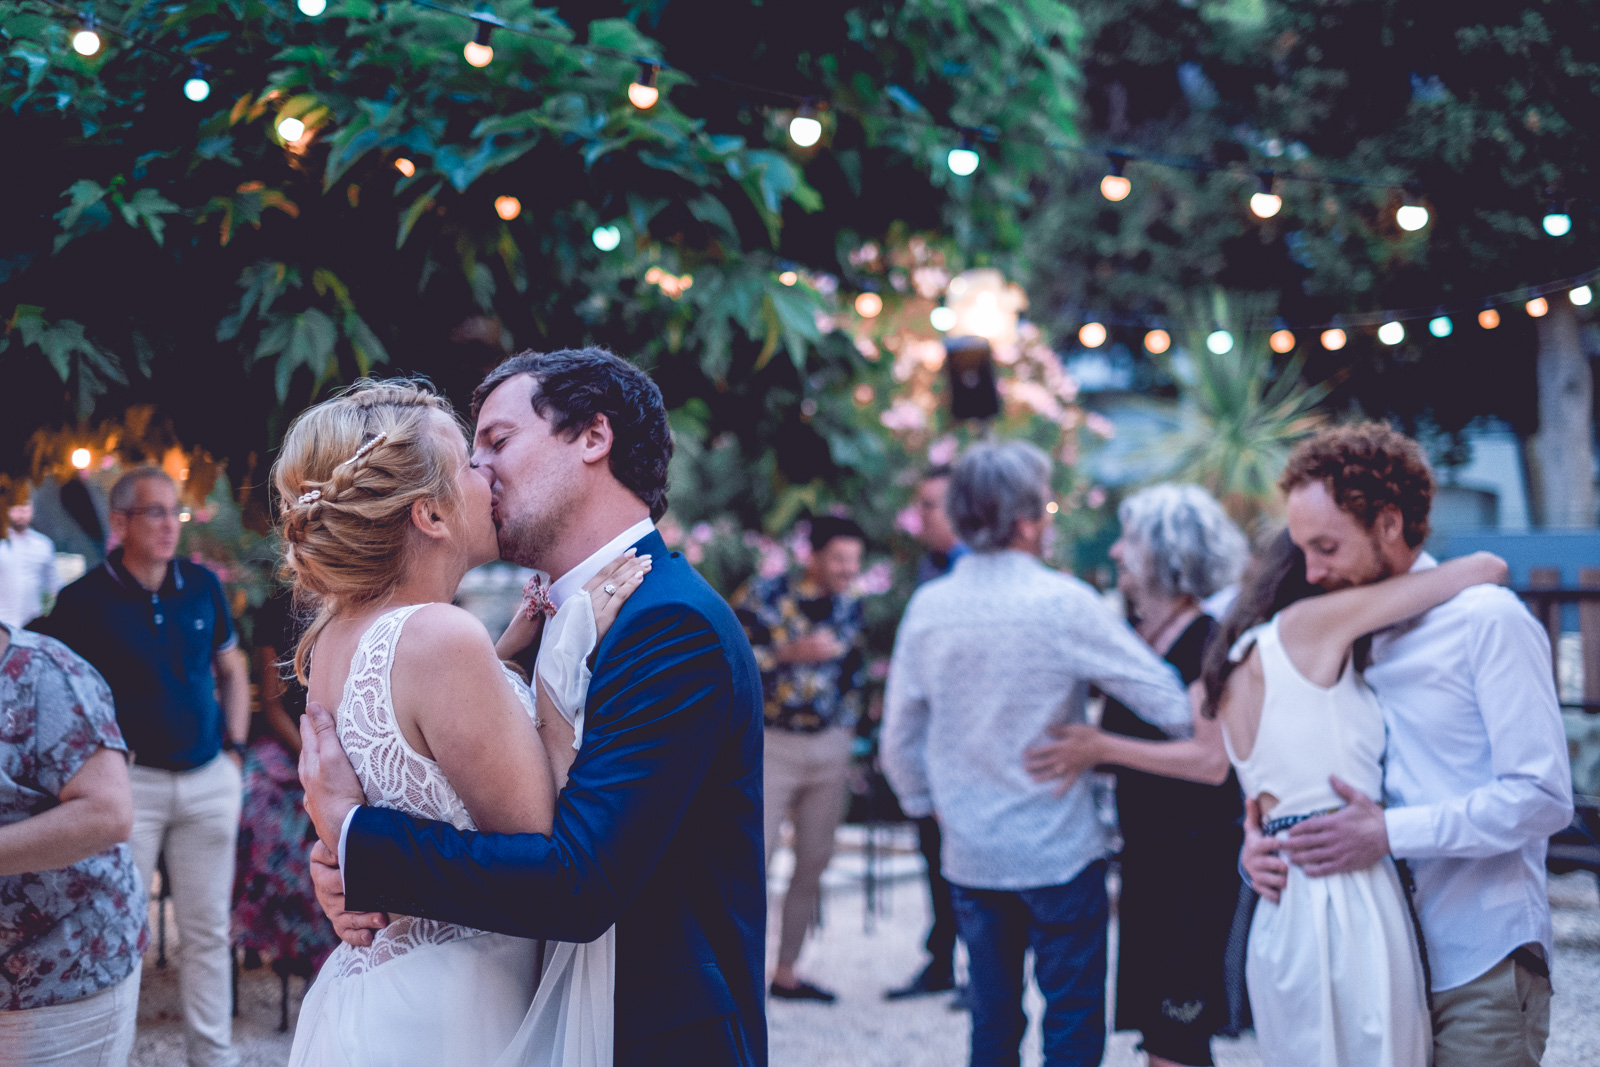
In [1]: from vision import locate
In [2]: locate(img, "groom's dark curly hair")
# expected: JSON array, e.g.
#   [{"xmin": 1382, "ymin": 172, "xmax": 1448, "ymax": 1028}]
[
  {"xmin": 472, "ymin": 347, "xmax": 673, "ymax": 520},
  {"xmin": 1279, "ymin": 421, "xmax": 1435, "ymax": 548}
]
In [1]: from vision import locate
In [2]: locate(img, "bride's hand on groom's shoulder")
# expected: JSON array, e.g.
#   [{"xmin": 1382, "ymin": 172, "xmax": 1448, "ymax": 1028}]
[
  {"xmin": 584, "ymin": 549, "xmax": 652, "ymax": 641},
  {"xmin": 308, "ymin": 840, "xmax": 390, "ymax": 947}
]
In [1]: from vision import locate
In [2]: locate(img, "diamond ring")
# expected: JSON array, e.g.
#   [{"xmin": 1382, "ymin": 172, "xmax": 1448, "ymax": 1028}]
[{"xmin": 603, "ymin": 583, "xmax": 617, "ymax": 595}]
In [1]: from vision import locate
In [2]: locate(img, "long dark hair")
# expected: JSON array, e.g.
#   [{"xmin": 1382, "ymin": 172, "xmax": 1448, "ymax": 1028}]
[{"xmin": 1200, "ymin": 530, "xmax": 1324, "ymax": 718}]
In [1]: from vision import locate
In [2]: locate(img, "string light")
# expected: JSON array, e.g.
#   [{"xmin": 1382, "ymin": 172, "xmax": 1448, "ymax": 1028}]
[
  {"xmin": 591, "ymin": 225, "xmax": 621, "ymax": 251},
  {"xmin": 789, "ymin": 104, "xmax": 822, "ymax": 148},
  {"xmin": 1100, "ymin": 154, "xmax": 1130, "ymax": 202},
  {"xmin": 1078, "ymin": 322, "xmax": 1107, "ymax": 348},
  {"xmin": 1143, "ymin": 329, "xmax": 1170, "ymax": 354},
  {"xmin": 71, "ymin": 20, "xmax": 101, "ymax": 56},
  {"xmin": 947, "ymin": 135, "xmax": 979, "ymax": 177},
  {"xmin": 1378, "ymin": 321, "xmax": 1405, "ymax": 345},
  {"xmin": 1572, "ymin": 285, "xmax": 1593, "ymax": 307},
  {"xmin": 494, "ymin": 195, "xmax": 521, "ymax": 220},
  {"xmin": 297, "ymin": 0, "xmax": 327, "ymax": 14},
  {"xmin": 1249, "ymin": 174, "xmax": 1282, "ymax": 219},
  {"xmin": 1269, "ymin": 329, "xmax": 1296, "ymax": 353},
  {"xmin": 930, "ymin": 306, "xmax": 956, "ymax": 331},
  {"xmin": 1206, "ymin": 330, "xmax": 1233, "ymax": 354},
  {"xmin": 1396, "ymin": 203, "xmax": 1429, "ymax": 232},
  {"xmin": 276, "ymin": 115, "xmax": 306, "ymax": 142},
  {"xmin": 1526, "ymin": 297, "xmax": 1549, "ymax": 318},
  {"xmin": 1428, "ymin": 316, "xmax": 1453, "ymax": 337},
  {"xmin": 70, "ymin": 448, "xmax": 92, "ymax": 470},
  {"xmin": 182, "ymin": 66, "xmax": 210, "ymax": 102},
  {"xmin": 1321, "ymin": 328, "xmax": 1347, "ymax": 350},
  {"xmin": 855, "ymin": 292, "xmax": 883, "ymax": 318},
  {"xmin": 1045, "ymin": 501, "xmax": 1060, "ymax": 515},
  {"xmin": 1478, "ymin": 308, "xmax": 1500, "ymax": 329},
  {"xmin": 463, "ymin": 19, "xmax": 494, "ymax": 67},
  {"xmin": 628, "ymin": 63, "xmax": 659, "ymax": 109},
  {"xmin": 779, "ymin": 271, "xmax": 799, "ymax": 286},
  {"xmin": 1542, "ymin": 209, "xmax": 1572, "ymax": 238},
  {"xmin": 393, "ymin": 157, "xmax": 416, "ymax": 177}
]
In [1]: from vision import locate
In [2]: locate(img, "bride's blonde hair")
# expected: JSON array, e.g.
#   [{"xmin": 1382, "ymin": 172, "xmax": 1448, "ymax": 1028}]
[{"xmin": 272, "ymin": 378, "xmax": 465, "ymax": 682}]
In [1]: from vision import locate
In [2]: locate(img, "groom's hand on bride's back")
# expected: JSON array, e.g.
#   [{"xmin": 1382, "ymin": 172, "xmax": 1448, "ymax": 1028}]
[
  {"xmin": 299, "ymin": 701, "xmax": 366, "ymax": 854},
  {"xmin": 309, "ymin": 840, "xmax": 390, "ymax": 946}
]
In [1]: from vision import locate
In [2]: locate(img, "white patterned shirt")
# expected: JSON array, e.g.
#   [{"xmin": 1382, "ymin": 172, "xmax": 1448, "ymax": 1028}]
[{"xmin": 0, "ymin": 529, "xmax": 59, "ymax": 629}]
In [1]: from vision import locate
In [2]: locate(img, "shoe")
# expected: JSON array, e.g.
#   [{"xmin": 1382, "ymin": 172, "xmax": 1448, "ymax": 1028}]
[
  {"xmin": 884, "ymin": 963, "xmax": 957, "ymax": 1000},
  {"xmin": 770, "ymin": 979, "xmax": 837, "ymax": 1003}
]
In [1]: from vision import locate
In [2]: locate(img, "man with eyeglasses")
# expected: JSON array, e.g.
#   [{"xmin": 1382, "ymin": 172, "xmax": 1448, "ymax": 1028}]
[{"xmin": 36, "ymin": 466, "xmax": 249, "ymax": 1067}]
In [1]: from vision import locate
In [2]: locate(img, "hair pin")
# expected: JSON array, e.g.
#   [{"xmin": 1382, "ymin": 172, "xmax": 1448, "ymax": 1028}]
[
  {"xmin": 297, "ymin": 489, "xmax": 322, "ymax": 506},
  {"xmin": 341, "ymin": 431, "xmax": 389, "ymax": 468}
]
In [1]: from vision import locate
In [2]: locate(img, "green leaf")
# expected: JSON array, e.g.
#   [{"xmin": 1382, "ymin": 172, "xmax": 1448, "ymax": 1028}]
[
  {"xmin": 397, "ymin": 179, "xmax": 443, "ymax": 248},
  {"xmin": 343, "ymin": 313, "xmax": 389, "ymax": 375},
  {"xmin": 56, "ymin": 180, "xmax": 107, "ymax": 231}
]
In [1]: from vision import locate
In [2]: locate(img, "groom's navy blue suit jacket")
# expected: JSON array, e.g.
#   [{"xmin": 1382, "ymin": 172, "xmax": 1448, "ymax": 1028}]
[{"xmin": 344, "ymin": 530, "xmax": 767, "ymax": 1064}]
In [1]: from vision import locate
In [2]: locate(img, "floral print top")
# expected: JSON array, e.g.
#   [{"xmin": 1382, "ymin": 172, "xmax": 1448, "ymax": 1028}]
[
  {"xmin": 731, "ymin": 574, "xmax": 866, "ymax": 733},
  {"xmin": 0, "ymin": 624, "xmax": 147, "ymax": 1010}
]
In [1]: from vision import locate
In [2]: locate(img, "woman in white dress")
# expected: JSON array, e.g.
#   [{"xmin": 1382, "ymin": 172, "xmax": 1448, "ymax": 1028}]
[
  {"xmin": 1199, "ymin": 531, "xmax": 1506, "ymax": 1067},
  {"xmin": 267, "ymin": 379, "xmax": 648, "ymax": 1067}
]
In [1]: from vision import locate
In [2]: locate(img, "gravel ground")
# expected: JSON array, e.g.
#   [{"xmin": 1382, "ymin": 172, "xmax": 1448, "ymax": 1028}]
[{"xmin": 131, "ymin": 843, "xmax": 1600, "ymax": 1066}]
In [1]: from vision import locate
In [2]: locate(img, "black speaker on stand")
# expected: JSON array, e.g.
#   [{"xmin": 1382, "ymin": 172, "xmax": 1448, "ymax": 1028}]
[{"xmin": 944, "ymin": 335, "xmax": 1001, "ymax": 421}]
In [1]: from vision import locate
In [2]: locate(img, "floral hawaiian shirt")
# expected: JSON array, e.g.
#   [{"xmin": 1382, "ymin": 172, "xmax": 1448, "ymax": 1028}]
[
  {"xmin": 0, "ymin": 624, "xmax": 147, "ymax": 1010},
  {"xmin": 732, "ymin": 574, "xmax": 866, "ymax": 734}
]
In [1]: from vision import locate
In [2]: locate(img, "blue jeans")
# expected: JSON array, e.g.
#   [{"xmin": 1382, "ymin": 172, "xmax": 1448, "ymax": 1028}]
[{"xmin": 950, "ymin": 860, "xmax": 1109, "ymax": 1067}]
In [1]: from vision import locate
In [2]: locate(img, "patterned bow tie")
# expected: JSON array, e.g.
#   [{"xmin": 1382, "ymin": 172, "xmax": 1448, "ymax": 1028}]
[{"xmin": 520, "ymin": 573, "xmax": 557, "ymax": 621}]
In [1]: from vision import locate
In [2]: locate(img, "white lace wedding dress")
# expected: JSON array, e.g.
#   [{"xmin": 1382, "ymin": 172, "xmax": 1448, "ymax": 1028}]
[{"xmin": 288, "ymin": 601, "xmax": 615, "ymax": 1067}]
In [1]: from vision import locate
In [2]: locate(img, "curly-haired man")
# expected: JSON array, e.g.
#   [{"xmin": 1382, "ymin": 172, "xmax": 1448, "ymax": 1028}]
[{"xmin": 1243, "ymin": 422, "xmax": 1573, "ymax": 1067}]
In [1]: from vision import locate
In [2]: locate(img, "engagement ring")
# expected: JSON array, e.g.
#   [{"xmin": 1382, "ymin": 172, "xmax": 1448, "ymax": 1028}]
[{"xmin": 603, "ymin": 583, "xmax": 617, "ymax": 595}]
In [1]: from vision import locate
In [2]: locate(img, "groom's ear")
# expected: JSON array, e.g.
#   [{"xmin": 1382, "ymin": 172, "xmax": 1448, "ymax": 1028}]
[{"xmin": 576, "ymin": 414, "xmax": 615, "ymax": 467}]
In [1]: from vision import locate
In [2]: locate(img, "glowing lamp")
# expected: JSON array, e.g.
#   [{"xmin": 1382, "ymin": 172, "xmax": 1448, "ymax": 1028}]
[
  {"xmin": 1269, "ymin": 329, "xmax": 1296, "ymax": 353},
  {"xmin": 592, "ymin": 225, "xmax": 621, "ymax": 251},
  {"xmin": 1100, "ymin": 174, "xmax": 1131, "ymax": 202},
  {"xmin": 628, "ymin": 63, "xmax": 659, "ymax": 109},
  {"xmin": 463, "ymin": 20, "xmax": 494, "ymax": 67},
  {"xmin": 1543, "ymin": 212, "xmax": 1572, "ymax": 238},
  {"xmin": 298, "ymin": 0, "xmax": 327, "ymax": 14},
  {"xmin": 1526, "ymin": 297, "xmax": 1549, "ymax": 318},
  {"xmin": 183, "ymin": 76, "xmax": 210, "ymax": 102},
  {"xmin": 393, "ymin": 157, "xmax": 416, "ymax": 177},
  {"xmin": 947, "ymin": 147, "xmax": 979, "ymax": 176},
  {"xmin": 1206, "ymin": 330, "xmax": 1234, "ymax": 355},
  {"xmin": 71, "ymin": 448, "xmax": 92, "ymax": 470},
  {"xmin": 1396, "ymin": 204, "xmax": 1429, "ymax": 231},
  {"xmin": 1378, "ymin": 321, "xmax": 1405, "ymax": 345},
  {"xmin": 1320, "ymin": 328, "xmax": 1347, "ymax": 351},
  {"xmin": 494, "ymin": 196, "xmax": 521, "ymax": 221},
  {"xmin": 779, "ymin": 271, "xmax": 799, "ymax": 287},
  {"xmin": 1428, "ymin": 316, "xmax": 1453, "ymax": 338},
  {"xmin": 276, "ymin": 116, "xmax": 306, "ymax": 142},
  {"xmin": 1078, "ymin": 322, "xmax": 1107, "ymax": 348},
  {"xmin": 855, "ymin": 292, "xmax": 883, "ymax": 318},
  {"xmin": 1478, "ymin": 309, "xmax": 1500, "ymax": 330},
  {"xmin": 72, "ymin": 29, "xmax": 101, "ymax": 56},
  {"xmin": 789, "ymin": 112, "xmax": 822, "ymax": 148},
  {"xmin": 1143, "ymin": 329, "xmax": 1171, "ymax": 354},
  {"xmin": 1571, "ymin": 286, "xmax": 1592, "ymax": 307}
]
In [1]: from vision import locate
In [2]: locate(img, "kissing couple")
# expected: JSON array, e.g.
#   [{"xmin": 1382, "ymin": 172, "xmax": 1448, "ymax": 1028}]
[{"xmin": 282, "ymin": 349, "xmax": 767, "ymax": 1066}]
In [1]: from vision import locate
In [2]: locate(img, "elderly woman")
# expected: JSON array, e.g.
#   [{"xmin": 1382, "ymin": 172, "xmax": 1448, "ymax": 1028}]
[
  {"xmin": 882, "ymin": 443, "xmax": 1192, "ymax": 1067},
  {"xmin": 0, "ymin": 621, "xmax": 146, "ymax": 1065},
  {"xmin": 1025, "ymin": 484, "xmax": 1248, "ymax": 1067}
]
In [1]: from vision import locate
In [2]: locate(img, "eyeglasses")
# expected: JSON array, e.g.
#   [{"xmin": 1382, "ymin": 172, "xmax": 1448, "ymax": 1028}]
[{"xmin": 119, "ymin": 505, "xmax": 184, "ymax": 522}]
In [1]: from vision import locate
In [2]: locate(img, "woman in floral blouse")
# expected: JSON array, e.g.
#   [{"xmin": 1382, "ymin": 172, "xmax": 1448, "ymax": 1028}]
[{"xmin": 0, "ymin": 621, "xmax": 147, "ymax": 1065}]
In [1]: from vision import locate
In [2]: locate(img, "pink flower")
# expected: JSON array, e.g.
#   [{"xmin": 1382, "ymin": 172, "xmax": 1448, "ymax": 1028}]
[
  {"xmin": 685, "ymin": 541, "xmax": 705, "ymax": 565},
  {"xmin": 1086, "ymin": 486, "xmax": 1107, "ymax": 508},
  {"xmin": 895, "ymin": 506, "xmax": 924, "ymax": 537},
  {"xmin": 1085, "ymin": 412, "xmax": 1117, "ymax": 440},
  {"xmin": 758, "ymin": 543, "xmax": 789, "ymax": 579},
  {"xmin": 868, "ymin": 658, "xmax": 891, "ymax": 681},
  {"xmin": 880, "ymin": 399, "xmax": 927, "ymax": 432},
  {"xmin": 690, "ymin": 522, "xmax": 715, "ymax": 544},
  {"xmin": 928, "ymin": 436, "xmax": 959, "ymax": 466},
  {"xmin": 856, "ymin": 561, "xmax": 894, "ymax": 596},
  {"xmin": 657, "ymin": 515, "xmax": 685, "ymax": 548}
]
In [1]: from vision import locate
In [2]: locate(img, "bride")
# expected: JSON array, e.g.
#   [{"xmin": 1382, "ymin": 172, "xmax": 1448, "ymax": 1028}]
[{"xmin": 271, "ymin": 379, "xmax": 648, "ymax": 1066}]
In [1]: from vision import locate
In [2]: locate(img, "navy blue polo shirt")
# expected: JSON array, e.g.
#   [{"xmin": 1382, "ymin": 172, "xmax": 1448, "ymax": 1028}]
[{"xmin": 36, "ymin": 549, "xmax": 237, "ymax": 771}]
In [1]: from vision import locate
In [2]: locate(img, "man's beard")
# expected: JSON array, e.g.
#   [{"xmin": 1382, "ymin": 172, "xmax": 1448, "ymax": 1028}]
[
  {"xmin": 496, "ymin": 495, "xmax": 572, "ymax": 572},
  {"xmin": 1320, "ymin": 532, "xmax": 1395, "ymax": 590}
]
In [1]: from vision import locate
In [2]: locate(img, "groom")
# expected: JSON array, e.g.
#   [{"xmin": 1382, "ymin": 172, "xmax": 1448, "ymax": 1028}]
[
  {"xmin": 1244, "ymin": 422, "xmax": 1573, "ymax": 1067},
  {"xmin": 300, "ymin": 348, "xmax": 767, "ymax": 1065}
]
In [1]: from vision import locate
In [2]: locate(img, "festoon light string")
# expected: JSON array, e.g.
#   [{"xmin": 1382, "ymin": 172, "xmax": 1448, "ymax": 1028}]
[{"xmin": 32, "ymin": 0, "xmax": 1596, "ymax": 351}]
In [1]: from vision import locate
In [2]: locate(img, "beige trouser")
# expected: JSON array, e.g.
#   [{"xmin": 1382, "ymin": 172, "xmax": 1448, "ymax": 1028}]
[
  {"xmin": 763, "ymin": 726, "xmax": 853, "ymax": 969},
  {"xmin": 130, "ymin": 755, "xmax": 243, "ymax": 1067},
  {"xmin": 1432, "ymin": 948, "xmax": 1552, "ymax": 1067},
  {"xmin": 0, "ymin": 968, "xmax": 140, "ymax": 1066}
]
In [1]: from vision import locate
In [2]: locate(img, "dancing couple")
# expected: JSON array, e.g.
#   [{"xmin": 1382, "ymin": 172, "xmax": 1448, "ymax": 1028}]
[{"xmin": 284, "ymin": 350, "xmax": 766, "ymax": 1066}]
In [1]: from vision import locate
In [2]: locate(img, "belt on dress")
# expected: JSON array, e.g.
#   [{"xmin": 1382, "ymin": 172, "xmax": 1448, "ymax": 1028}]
[{"xmin": 1260, "ymin": 807, "xmax": 1339, "ymax": 836}]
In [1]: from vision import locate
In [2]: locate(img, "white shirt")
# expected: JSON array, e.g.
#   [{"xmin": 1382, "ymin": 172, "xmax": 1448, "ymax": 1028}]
[
  {"xmin": 1368, "ymin": 553, "xmax": 1574, "ymax": 992},
  {"xmin": 0, "ymin": 528, "xmax": 59, "ymax": 629},
  {"xmin": 337, "ymin": 518, "xmax": 656, "ymax": 875},
  {"xmin": 880, "ymin": 550, "xmax": 1190, "ymax": 890}
]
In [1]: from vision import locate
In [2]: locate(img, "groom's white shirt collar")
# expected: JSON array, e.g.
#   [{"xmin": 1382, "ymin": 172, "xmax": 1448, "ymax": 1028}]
[{"xmin": 338, "ymin": 516, "xmax": 657, "ymax": 881}]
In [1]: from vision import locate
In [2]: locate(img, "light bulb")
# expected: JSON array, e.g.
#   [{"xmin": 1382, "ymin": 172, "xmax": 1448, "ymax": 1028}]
[
  {"xmin": 72, "ymin": 29, "xmax": 101, "ymax": 56},
  {"xmin": 1428, "ymin": 316, "xmax": 1453, "ymax": 338},
  {"xmin": 494, "ymin": 196, "xmax": 521, "ymax": 221},
  {"xmin": 1526, "ymin": 297, "xmax": 1549, "ymax": 318},
  {"xmin": 71, "ymin": 448, "xmax": 92, "ymax": 470},
  {"xmin": 1543, "ymin": 212, "xmax": 1572, "ymax": 238},
  {"xmin": 1206, "ymin": 330, "xmax": 1234, "ymax": 355},
  {"xmin": 779, "ymin": 271, "xmax": 799, "ymax": 287},
  {"xmin": 1396, "ymin": 204, "xmax": 1429, "ymax": 231},
  {"xmin": 393, "ymin": 157, "xmax": 416, "ymax": 177},
  {"xmin": 1478, "ymin": 309, "xmax": 1500, "ymax": 330},
  {"xmin": 1250, "ymin": 192, "xmax": 1283, "ymax": 218},
  {"xmin": 629, "ymin": 63, "xmax": 659, "ymax": 109},
  {"xmin": 1078, "ymin": 322, "xmax": 1107, "ymax": 348},
  {"xmin": 1572, "ymin": 285, "xmax": 1593, "ymax": 307},
  {"xmin": 298, "ymin": 0, "xmax": 327, "ymax": 14},
  {"xmin": 1143, "ymin": 329, "xmax": 1171, "ymax": 355},
  {"xmin": 183, "ymin": 76, "xmax": 210, "ymax": 102},
  {"xmin": 591, "ymin": 225, "xmax": 621, "ymax": 251},
  {"xmin": 930, "ymin": 306, "xmax": 957, "ymax": 332},
  {"xmin": 1378, "ymin": 321, "xmax": 1405, "ymax": 345},
  {"xmin": 947, "ymin": 147, "xmax": 979, "ymax": 176},
  {"xmin": 1321, "ymin": 328, "xmax": 1347, "ymax": 351},
  {"xmin": 1100, "ymin": 174, "xmax": 1131, "ymax": 202},
  {"xmin": 276, "ymin": 116, "xmax": 306, "ymax": 142},
  {"xmin": 789, "ymin": 115, "xmax": 822, "ymax": 148},
  {"xmin": 1269, "ymin": 329, "xmax": 1296, "ymax": 353},
  {"xmin": 855, "ymin": 293, "xmax": 883, "ymax": 318},
  {"xmin": 464, "ymin": 41, "xmax": 493, "ymax": 67}
]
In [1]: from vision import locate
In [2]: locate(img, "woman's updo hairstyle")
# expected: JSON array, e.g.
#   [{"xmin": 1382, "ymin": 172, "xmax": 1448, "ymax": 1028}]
[{"xmin": 271, "ymin": 378, "xmax": 465, "ymax": 682}]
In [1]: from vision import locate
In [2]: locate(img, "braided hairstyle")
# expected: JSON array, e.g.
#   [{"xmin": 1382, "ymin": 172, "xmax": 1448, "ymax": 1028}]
[{"xmin": 271, "ymin": 378, "xmax": 466, "ymax": 683}]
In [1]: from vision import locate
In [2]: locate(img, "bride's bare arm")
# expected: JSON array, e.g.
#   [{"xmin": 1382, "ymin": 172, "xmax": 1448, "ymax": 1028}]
[
  {"xmin": 1277, "ymin": 551, "xmax": 1508, "ymax": 686},
  {"xmin": 1023, "ymin": 684, "xmax": 1230, "ymax": 792},
  {"xmin": 391, "ymin": 604, "xmax": 556, "ymax": 835}
]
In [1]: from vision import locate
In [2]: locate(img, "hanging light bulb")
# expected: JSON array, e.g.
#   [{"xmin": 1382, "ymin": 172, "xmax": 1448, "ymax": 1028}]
[
  {"xmin": 1542, "ymin": 208, "xmax": 1572, "ymax": 237},
  {"xmin": 1428, "ymin": 316, "xmax": 1453, "ymax": 337},
  {"xmin": 1100, "ymin": 154, "xmax": 1131, "ymax": 202},
  {"xmin": 1478, "ymin": 308, "xmax": 1500, "ymax": 329},
  {"xmin": 1320, "ymin": 328, "xmax": 1347, "ymax": 350},
  {"xmin": 1143, "ymin": 329, "xmax": 1171, "ymax": 355},
  {"xmin": 71, "ymin": 448, "xmax": 92, "ymax": 470},
  {"xmin": 947, "ymin": 133, "xmax": 979, "ymax": 177},
  {"xmin": 1250, "ymin": 173, "xmax": 1282, "ymax": 218},
  {"xmin": 276, "ymin": 115, "xmax": 306, "ymax": 142},
  {"xmin": 789, "ymin": 103, "xmax": 822, "ymax": 148},
  {"xmin": 1396, "ymin": 203, "xmax": 1429, "ymax": 231},
  {"xmin": 1206, "ymin": 330, "xmax": 1234, "ymax": 354},
  {"xmin": 494, "ymin": 195, "xmax": 521, "ymax": 221},
  {"xmin": 463, "ymin": 19, "xmax": 494, "ymax": 67},
  {"xmin": 71, "ymin": 19, "xmax": 102, "ymax": 56},
  {"xmin": 393, "ymin": 157, "xmax": 416, "ymax": 177},
  {"xmin": 1078, "ymin": 322, "xmax": 1107, "ymax": 348},
  {"xmin": 1526, "ymin": 297, "xmax": 1549, "ymax": 318},
  {"xmin": 628, "ymin": 63, "xmax": 659, "ymax": 109},
  {"xmin": 1571, "ymin": 285, "xmax": 1593, "ymax": 307},
  {"xmin": 779, "ymin": 271, "xmax": 799, "ymax": 287},
  {"xmin": 592, "ymin": 225, "xmax": 621, "ymax": 251},
  {"xmin": 1269, "ymin": 329, "xmax": 1296, "ymax": 353},
  {"xmin": 930, "ymin": 306, "xmax": 957, "ymax": 332},
  {"xmin": 183, "ymin": 65, "xmax": 210, "ymax": 102},
  {"xmin": 1378, "ymin": 321, "xmax": 1405, "ymax": 345},
  {"xmin": 297, "ymin": 0, "xmax": 327, "ymax": 14},
  {"xmin": 855, "ymin": 292, "xmax": 883, "ymax": 318}
]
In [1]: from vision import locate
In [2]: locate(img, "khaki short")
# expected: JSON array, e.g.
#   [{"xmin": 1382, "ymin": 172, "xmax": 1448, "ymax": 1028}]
[{"xmin": 1432, "ymin": 949, "xmax": 1551, "ymax": 1067}]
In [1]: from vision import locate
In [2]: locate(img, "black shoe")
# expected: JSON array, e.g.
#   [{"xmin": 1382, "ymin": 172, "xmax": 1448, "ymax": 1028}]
[
  {"xmin": 884, "ymin": 963, "xmax": 957, "ymax": 1000},
  {"xmin": 770, "ymin": 979, "xmax": 837, "ymax": 1003}
]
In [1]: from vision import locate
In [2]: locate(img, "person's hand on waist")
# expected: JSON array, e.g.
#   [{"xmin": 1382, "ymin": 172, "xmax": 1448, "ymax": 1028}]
[{"xmin": 299, "ymin": 701, "xmax": 364, "ymax": 855}]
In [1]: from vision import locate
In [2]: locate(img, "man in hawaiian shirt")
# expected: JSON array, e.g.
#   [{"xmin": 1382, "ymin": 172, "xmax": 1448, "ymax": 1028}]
[{"xmin": 733, "ymin": 515, "xmax": 867, "ymax": 1004}]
